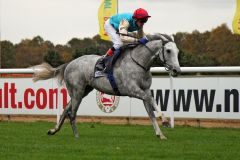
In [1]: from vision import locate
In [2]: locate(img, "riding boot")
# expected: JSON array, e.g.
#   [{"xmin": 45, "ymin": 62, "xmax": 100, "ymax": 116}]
[
  {"xmin": 95, "ymin": 58, "xmax": 105, "ymax": 70},
  {"xmin": 103, "ymin": 55, "xmax": 113, "ymax": 73},
  {"xmin": 103, "ymin": 49, "xmax": 121, "ymax": 73},
  {"xmin": 96, "ymin": 48, "xmax": 114, "ymax": 71},
  {"xmin": 111, "ymin": 49, "xmax": 121, "ymax": 65}
]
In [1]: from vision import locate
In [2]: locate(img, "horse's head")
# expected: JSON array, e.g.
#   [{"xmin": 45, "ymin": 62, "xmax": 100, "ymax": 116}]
[{"xmin": 146, "ymin": 33, "xmax": 181, "ymax": 77}]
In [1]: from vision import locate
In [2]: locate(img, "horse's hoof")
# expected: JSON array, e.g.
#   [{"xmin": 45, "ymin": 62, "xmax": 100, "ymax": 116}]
[
  {"xmin": 160, "ymin": 135, "xmax": 167, "ymax": 140},
  {"xmin": 74, "ymin": 134, "xmax": 79, "ymax": 138},
  {"xmin": 162, "ymin": 121, "xmax": 171, "ymax": 128},
  {"xmin": 47, "ymin": 129, "xmax": 55, "ymax": 135},
  {"xmin": 157, "ymin": 134, "xmax": 167, "ymax": 140}
]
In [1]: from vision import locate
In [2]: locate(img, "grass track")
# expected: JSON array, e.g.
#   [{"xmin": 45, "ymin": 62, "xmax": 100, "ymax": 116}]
[{"xmin": 0, "ymin": 121, "xmax": 239, "ymax": 160}]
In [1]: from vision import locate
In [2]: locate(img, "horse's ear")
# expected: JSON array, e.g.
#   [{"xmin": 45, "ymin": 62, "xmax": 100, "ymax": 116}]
[
  {"xmin": 170, "ymin": 35, "xmax": 175, "ymax": 41},
  {"xmin": 146, "ymin": 33, "xmax": 174, "ymax": 42}
]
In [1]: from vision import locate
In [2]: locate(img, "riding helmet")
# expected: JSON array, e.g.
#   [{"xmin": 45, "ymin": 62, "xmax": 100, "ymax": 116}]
[{"xmin": 133, "ymin": 8, "xmax": 151, "ymax": 19}]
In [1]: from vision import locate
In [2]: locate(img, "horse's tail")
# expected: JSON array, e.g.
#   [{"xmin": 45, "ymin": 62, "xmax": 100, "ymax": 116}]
[{"xmin": 32, "ymin": 62, "xmax": 68, "ymax": 85}]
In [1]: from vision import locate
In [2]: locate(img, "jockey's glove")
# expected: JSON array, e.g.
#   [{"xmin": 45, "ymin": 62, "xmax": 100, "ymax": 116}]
[{"xmin": 139, "ymin": 36, "xmax": 149, "ymax": 45}]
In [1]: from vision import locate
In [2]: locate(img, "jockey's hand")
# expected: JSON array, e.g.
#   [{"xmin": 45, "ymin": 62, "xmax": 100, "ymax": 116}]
[{"xmin": 139, "ymin": 37, "xmax": 149, "ymax": 45}]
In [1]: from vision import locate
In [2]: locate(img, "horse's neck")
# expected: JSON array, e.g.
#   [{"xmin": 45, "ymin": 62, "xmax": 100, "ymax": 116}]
[{"xmin": 130, "ymin": 45, "xmax": 157, "ymax": 70}]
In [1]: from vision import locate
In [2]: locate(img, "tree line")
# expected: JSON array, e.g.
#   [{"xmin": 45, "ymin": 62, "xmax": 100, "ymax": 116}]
[{"xmin": 1, "ymin": 23, "xmax": 240, "ymax": 68}]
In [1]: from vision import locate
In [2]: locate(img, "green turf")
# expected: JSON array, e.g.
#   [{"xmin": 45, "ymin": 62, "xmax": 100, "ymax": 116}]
[{"xmin": 0, "ymin": 121, "xmax": 239, "ymax": 160}]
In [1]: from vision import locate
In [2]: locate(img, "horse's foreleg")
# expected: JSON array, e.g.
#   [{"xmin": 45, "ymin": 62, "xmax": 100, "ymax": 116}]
[
  {"xmin": 132, "ymin": 88, "xmax": 163, "ymax": 118},
  {"xmin": 47, "ymin": 101, "xmax": 71, "ymax": 135},
  {"xmin": 152, "ymin": 100, "xmax": 169, "ymax": 125},
  {"xmin": 130, "ymin": 88, "xmax": 167, "ymax": 139},
  {"xmin": 143, "ymin": 101, "xmax": 167, "ymax": 140},
  {"xmin": 144, "ymin": 90, "xmax": 169, "ymax": 127}
]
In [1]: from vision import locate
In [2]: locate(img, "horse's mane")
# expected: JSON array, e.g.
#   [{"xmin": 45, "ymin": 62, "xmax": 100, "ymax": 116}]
[
  {"xmin": 146, "ymin": 33, "xmax": 174, "ymax": 42},
  {"xmin": 118, "ymin": 33, "xmax": 174, "ymax": 58}
]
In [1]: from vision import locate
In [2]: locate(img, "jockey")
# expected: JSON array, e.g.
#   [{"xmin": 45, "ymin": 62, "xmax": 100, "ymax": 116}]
[{"xmin": 102, "ymin": 8, "xmax": 151, "ymax": 73}]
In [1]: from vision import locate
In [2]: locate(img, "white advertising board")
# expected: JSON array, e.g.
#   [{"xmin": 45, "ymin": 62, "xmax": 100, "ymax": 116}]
[{"xmin": 0, "ymin": 76, "xmax": 239, "ymax": 119}]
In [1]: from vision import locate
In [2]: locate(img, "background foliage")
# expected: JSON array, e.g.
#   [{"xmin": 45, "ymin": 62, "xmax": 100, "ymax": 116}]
[{"xmin": 1, "ymin": 24, "xmax": 240, "ymax": 68}]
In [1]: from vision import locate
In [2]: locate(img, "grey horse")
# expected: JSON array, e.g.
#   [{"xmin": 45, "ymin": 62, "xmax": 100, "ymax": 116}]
[{"xmin": 33, "ymin": 33, "xmax": 181, "ymax": 139}]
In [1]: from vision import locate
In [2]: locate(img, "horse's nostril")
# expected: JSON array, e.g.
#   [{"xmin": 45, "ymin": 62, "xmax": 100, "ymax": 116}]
[
  {"xmin": 173, "ymin": 67, "xmax": 181, "ymax": 74},
  {"xmin": 173, "ymin": 69, "xmax": 177, "ymax": 74},
  {"xmin": 171, "ymin": 68, "xmax": 180, "ymax": 77}
]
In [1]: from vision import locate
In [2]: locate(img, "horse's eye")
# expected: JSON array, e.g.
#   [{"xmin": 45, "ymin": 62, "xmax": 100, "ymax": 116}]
[{"xmin": 166, "ymin": 49, "xmax": 171, "ymax": 54}]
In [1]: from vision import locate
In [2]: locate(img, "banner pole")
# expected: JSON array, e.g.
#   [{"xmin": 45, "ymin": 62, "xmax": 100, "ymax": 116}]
[{"xmin": 117, "ymin": 0, "xmax": 118, "ymax": 13}]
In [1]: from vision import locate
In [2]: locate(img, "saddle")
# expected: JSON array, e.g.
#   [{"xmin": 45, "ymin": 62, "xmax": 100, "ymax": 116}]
[
  {"xmin": 94, "ymin": 57, "xmax": 106, "ymax": 77},
  {"xmin": 94, "ymin": 43, "xmax": 139, "ymax": 95},
  {"xmin": 94, "ymin": 43, "xmax": 139, "ymax": 77}
]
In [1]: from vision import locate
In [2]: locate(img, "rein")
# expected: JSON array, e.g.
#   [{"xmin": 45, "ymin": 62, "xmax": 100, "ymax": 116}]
[
  {"xmin": 130, "ymin": 51, "xmax": 150, "ymax": 71},
  {"xmin": 117, "ymin": 32, "xmax": 173, "ymax": 72},
  {"xmin": 143, "ymin": 45, "xmax": 169, "ymax": 70},
  {"xmin": 131, "ymin": 42, "xmax": 172, "ymax": 72},
  {"xmin": 129, "ymin": 43, "xmax": 172, "ymax": 72}
]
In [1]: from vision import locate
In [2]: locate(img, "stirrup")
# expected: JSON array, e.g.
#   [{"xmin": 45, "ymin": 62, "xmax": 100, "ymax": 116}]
[{"xmin": 103, "ymin": 67, "xmax": 110, "ymax": 73}]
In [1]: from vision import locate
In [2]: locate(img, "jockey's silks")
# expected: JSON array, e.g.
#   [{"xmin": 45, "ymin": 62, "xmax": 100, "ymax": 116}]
[
  {"xmin": 110, "ymin": 13, "xmax": 139, "ymax": 32},
  {"xmin": 106, "ymin": 48, "xmax": 114, "ymax": 56}
]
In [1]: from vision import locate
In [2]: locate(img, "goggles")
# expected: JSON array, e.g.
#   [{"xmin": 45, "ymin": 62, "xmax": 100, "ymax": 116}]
[{"xmin": 138, "ymin": 18, "xmax": 148, "ymax": 24}]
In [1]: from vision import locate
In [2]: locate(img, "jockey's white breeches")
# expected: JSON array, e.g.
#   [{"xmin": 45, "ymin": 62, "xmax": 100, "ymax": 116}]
[{"xmin": 104, "ymin": 19, "xmax": 123, "ymax": 49}]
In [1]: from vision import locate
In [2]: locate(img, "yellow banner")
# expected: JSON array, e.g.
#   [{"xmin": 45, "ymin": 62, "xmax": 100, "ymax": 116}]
[
  {"xmin": 98, "ymin": 0, "xmax": 118, "ymax": 40},
  {"xmin": 232, "ymin": 0, "xmax": 240, "ymax": 34}
]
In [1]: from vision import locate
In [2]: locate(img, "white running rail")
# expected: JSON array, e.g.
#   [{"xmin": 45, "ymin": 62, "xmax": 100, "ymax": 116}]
[
  {"xmin": 1, "ymin": 66, "xmax": 240, "ymax": 73},
  {"xmin": 1, "ymin": 66, "xmax": 240, "ymax": 127}
]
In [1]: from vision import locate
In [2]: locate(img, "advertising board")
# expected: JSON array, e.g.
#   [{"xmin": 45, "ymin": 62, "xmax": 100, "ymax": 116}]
[{"xmin": 0, "ymin": 76, "xmax": 239, "ymax": 119}]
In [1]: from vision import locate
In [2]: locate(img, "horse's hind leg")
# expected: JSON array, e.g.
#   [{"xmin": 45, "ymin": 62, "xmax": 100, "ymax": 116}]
[
  {"xmin": 68, "ymin": 86, "xmax": 94, "ymax": 138},
  {"xmin": 47, "ymin": 101, "xmax": 71, "ymax": 135},
  {"xmin": 66, "ymin": 94, "xmax": 82, "ymax": 138}
]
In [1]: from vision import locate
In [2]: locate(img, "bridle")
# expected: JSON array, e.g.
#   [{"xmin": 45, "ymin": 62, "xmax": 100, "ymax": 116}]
[
  {"xmin": 117, "ymin": 32, "xmax": 174, "ymax": 72},
  {"xmin": 143, "ymin": 42, "xmax": 171, "ymax": 71},
  {"xmin": 141, "ymin": 34, "xmax": 174, "ymax": 72}
]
